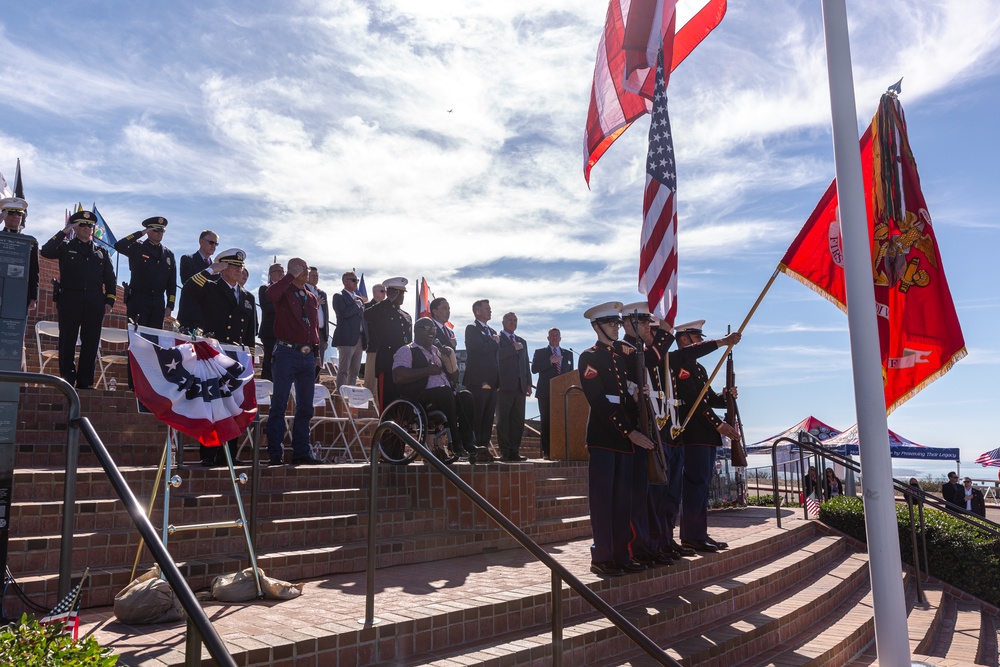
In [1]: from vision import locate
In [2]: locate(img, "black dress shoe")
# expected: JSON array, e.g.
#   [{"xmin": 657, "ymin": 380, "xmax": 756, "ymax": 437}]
[
  {"xmin": 291, "ymin": 455, "xmax": 322, "ymax": 465},
  {"xmin": 621, "ymin": 559, "xmax": 647, "ymax": 572},
  {"xmin": 657, "ymin": 547, "xmax": 682, "ymax": 561},
  {"xmin": 470, "ymin": 450, "xmax": 495, "ymax": 463},
  {"xmin": 200, "ymin": 459, "xmax": 216, "ymax": 468},
  {"xmin": 634, "ymin": 553, "xmax": 662, "ymax": 567},
  {"xmin": 650, "ymin": 550, "xmax": 675, "ymax": 565},
  {"xmin": 590, "ymin": 561, "xmax": 626, "ymax": 577},
  {"xmin": 706, "ymin": 537, "xmax": 729, "ymax": 550},
  {"xmin": 264, "ymin": 457, "xmax": 284, "ymax": 466},
  {"xmin": 682, "ymin": 540, "xmax": 719, "ymax": 553},
  {"xmin": 230, "ymin": 458, "xmax": 247, "ymax": 466},
  {"xmin": 670, "ymin": 540, "xmax": 696, "ymax": 557},
  {"xmin": 514, "ymin": 455, "xmax": 527, "ymax": 462}
]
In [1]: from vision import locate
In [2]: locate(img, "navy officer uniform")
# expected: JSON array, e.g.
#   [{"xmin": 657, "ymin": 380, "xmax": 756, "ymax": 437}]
[
  {"xmin": 40, "ymin": 210, "xmax": 117, "ymax": 389},
  {"xmin": 670, "ymin": 320, "xmax": 741, "ymax": 553},
  {"xmin": 114, "ymin": 216, "xmax": 177, "ymax": 328},
  {"xmin": 578, "ymin": 301, "xmax": 656, "ymax": 577},
  {"xmin": 0, "ymin": 197, "xmax": 40, "ymax": 309},
  {"xmin": 184, "ymin": 248, "xmax": 255, "ymax": 466}
]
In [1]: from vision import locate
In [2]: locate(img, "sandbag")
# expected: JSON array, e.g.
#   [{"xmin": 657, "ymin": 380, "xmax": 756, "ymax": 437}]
[
  {"xmin": 211, "ymin": 567, "xmax": 303, "ymax": 602},
  {"xmin": 113, "ymin": 565, "xmax": 184, "ymax": 624}
]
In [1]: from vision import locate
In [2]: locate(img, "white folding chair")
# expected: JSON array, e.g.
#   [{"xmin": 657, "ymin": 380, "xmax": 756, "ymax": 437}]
[
  {"xmin": 338, "ymin": 385, "xmax": 379, "ymax": 462},
  {"xmin": 309, "ymin": 384, "xmax": 355, "ymax": 462},
  {"xmin": 238, "ymin": 379, "xmax": 274, "ymax": 459},
  {"xmin": 34, "ymin": 321, "xmax": 62, "ymax": 374},
  {"xmin": 97, "ymin": 327, "xmax": 130, "ymax": 389}
]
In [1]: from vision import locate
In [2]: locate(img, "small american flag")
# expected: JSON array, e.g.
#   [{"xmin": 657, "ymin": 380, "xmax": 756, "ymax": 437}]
[
  {"xmin": 40, "ymin": 570, "xmax": 87, "ymax": 640},
  {"xmin": 805, "ymin": 495, "xmax": 821, "ymax": 518},
  {"xmin": 638, "ymin": 45, "xmax": 678, "ymax": 326},
  {"xmin": 976, "ymin": 446, "xmax": 1000, "ymax": 467}
]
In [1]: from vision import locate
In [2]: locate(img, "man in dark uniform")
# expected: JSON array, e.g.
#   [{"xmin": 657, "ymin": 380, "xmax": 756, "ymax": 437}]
[
  {"xmin": 0, "ymin": 197, "xmax": 39, "ymax": 311},
  {"xmin": 177, "ymin": 230, "xmax": 218, "ymax": 331},
  {"xmin": 619, "ymin": 301, "xmax": 676, "ymax": 567},
  {"xmin": 578, "ymin": 301, "xmax": 655, "ymax": 577},
  {"xmin": 670, "ymin": 320, "xmax": 741, "ymax": 553},
  {"xmin": 463, "ymin": 299, "xmax": 500, "ymax": 456},
  {"xmin": 114, "ymin": 216, "xmax": 176, "ymax": 328},
  {"xmin": 363, "ymin": 277, "xmax": 412, "ymax": 409},
  {"xmin": 185, "ymin": 248, "xmax": 256, "ymax": 466},
  {"xmin": 258, "ymin": 262, "xmax": 284, "ymax": 380},
  {"xmin": 40, "ymin": 210, "xmax": 116, "ymax": 389}
]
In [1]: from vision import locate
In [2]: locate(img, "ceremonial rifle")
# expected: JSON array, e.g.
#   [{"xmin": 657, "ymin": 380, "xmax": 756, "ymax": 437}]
[
  {"xmin": 724, "ymin": 325, "xmax": 748, "ymax": 468},
  {"xmin": 630, "ymin": 312, "xmax": 669, "ymax": 485}
]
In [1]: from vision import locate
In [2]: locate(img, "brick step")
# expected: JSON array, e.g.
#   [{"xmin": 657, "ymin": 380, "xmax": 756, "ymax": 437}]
[
  {"xmin": 365, "ymin": 529, "xmax": 843, "ymax": 667},
  {"xmin": 10, "ymin": 486, "xmax": 415, "ymax": 535},
  {"xmin": 535, "ymin": 494, "xmax": 589, "ymax": 521},
  {"xmin": 6, "ymin": 507, "xmax": 449, "ymax": 573},
  {"xmin": 929, "ymin": 595, "xmax": 999, "ymax": 667},
  {"xmin": 535, "ymin": 473, "xmax": 588, "ymax": 497}
]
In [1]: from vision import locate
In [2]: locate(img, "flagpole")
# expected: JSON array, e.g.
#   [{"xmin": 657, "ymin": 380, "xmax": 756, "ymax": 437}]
[
  {"xmin": 820, "ymin": 1, "xmax": 910, "ymax": 664},
  {"xmin": 672, "ymin": 268, "xmax": 778, "ymax": 438}
]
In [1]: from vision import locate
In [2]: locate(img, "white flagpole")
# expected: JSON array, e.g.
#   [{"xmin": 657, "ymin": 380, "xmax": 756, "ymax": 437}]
[{"xmin": 820, "ymin": 1, "xmax": 911, "ymax": 664}]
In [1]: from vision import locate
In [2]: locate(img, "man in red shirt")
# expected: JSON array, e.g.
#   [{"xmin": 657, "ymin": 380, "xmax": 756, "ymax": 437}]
[{"xmin": 265, "ymin": 257, "xmax": 322, "ymax": 465}]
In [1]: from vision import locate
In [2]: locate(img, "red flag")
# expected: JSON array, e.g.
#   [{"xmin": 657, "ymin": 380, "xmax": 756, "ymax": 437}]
[
  {"xmin": 416, "ymin": 277, "xmax": 432, "ymax": 319},
  {"xmin": 584, "ymin": 0, "xmax": 727, "ymax": 184},
  {"xmin": 779, "ymin": 93, "xmax": 966, "ymax": 414},
  {"xmin": 639, "ymin": 46, "xmax": 678, "ymax": 326},
  {"xmin": 128, "ymin": 329, "xmax": 257, "ymax": 446}
]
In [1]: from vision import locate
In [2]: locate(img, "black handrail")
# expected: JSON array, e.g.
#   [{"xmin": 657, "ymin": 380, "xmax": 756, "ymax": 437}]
[
  {"xmin": 366, "ymin": 421, "xmax": 680, "ymax": 667},
  {"xmin": 0, "ymin": 370, "xmax": 80, "ymax": 600},
  {"xmin": 0, "ymin": 370, "xmax": 236, "ymax": 667}
]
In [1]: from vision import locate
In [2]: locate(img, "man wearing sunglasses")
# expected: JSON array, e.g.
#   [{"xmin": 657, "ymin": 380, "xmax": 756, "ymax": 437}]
[
  {"xmin": 0, "ymin": 197, "xmax": 39, "ymax": 312},
  {"xmin": 40, "ymin": 210, "xmax": 116, "ymax": 390},
  {"xmin": 331, "ymin": 270, "xmax": 367, "ymax": 389},
  {"xmin": 114, "ymin": 216, "xmax": 176, "ymax": 328},
  {"xmin": 177, "ymin": 230, "xmax": 219, "ymax": 332}
]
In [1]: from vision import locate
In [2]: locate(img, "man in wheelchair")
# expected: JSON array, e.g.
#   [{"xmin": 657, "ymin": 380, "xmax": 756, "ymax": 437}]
[{"xmin": 392, "ymin": 318, "xmax": 493, "ymax": 462}]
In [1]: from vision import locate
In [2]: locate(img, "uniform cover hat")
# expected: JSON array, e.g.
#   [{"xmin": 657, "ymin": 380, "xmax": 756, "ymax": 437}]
[
  {"xmin": 383, "ymin": 276, "xmax": 408, "ymax": 291},
  {"xmin": 621, "ymin": 301, "xmax": 655, "ymax": 321},
  {"xmin": 0, "ymin": 197, "xmax": 27, "ymax": 212},
  {"xmin": 216, "ymin": 248, "xmax": 246, "ymax": 267},
  {"xmin": 584, "ymin": 301, "xmax": 623, "ymax": 322},
  {"xmin": 674, "ymin": 320, "xmax": 706, "ymax": 336},
  {"xmin": 142, "ymin": 216, "xmax": 168, "ymax": 229},
  {"xmin": 69, "ymin": 210, "xmax": 96, "ymax": 224}
]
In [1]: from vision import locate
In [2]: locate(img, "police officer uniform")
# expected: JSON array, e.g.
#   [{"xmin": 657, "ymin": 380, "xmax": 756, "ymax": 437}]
[
  {"xmin": 185, "ymin": 248, "xmax": 254, "ymax": 465},
  {"xmin": 670, "ymin": 320, "xmax": 730, "ymax": 552},
  {"xmin": 0, "ymin": 197, "xmax": 39, "ymax": 308},
  {"xmin": 40, "ymin": 210, "xmax": 116, "ymax": 389},
  {"xmin": 114, "ymin": 216, "xmax": 176, "ymax": 328},
  {"xmin": 363, "ymin": 277, "xmax": 412, "ymax": 408},
  {"xmin": 578, "ymin": 301, "xmax": 644, "ymax": 577},
  {"xmin": 619, "ymin": 302, "xmax": 676, "ymax": 566}
]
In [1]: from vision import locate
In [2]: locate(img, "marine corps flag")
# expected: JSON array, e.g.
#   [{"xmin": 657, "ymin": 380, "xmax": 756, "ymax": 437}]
[{"xmin": 779, "ymin": 90, "xmax": 966, "ymax": 414}]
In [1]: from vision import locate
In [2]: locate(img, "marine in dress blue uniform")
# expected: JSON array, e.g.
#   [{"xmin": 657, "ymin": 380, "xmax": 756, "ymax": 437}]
[
  {"xmin": 363, "ymin": 277, "xmax": 412, "ymax": 409},
  {"xmin": 40, "ymin": 210, "xmax": 117, "ymax": 389},
  {"xmin": 114, "ymin": 216, "xmax": 176, "ymax": 328},
  {"xmin": 578, "ymin": 301, "xmax": 656, "ymax": 577},
  {"xmin": 670, "ymin": 320, "xmax": 741, "ymax": 552}
]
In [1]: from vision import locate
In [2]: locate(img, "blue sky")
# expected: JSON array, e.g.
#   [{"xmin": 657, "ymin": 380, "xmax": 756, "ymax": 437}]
[{"xmin": 2, "ymin": 1, "xmax": 998, "ymax": 465}]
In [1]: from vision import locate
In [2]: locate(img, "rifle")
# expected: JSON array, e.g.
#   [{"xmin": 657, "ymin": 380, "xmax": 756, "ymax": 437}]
[
  {"xmin": 724, "ymin": 325, "xmax": 748, "ymax": 468},
  {"xmin": 630, "ymin": 312, "xmax": 669, "ymax": 485}
]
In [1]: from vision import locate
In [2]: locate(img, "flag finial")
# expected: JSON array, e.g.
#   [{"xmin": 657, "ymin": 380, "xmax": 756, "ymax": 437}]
[{"xmin": 886, "ymin": 78, "xmax": 903, "ymax": 96}]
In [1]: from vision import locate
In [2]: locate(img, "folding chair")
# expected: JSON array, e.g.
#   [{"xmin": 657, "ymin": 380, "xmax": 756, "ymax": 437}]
[
  {"xmin": 338, "ymin": 385, "xmax": 380, "ymax": 462},
  {"xmin": 309, "ymin": 383, "xmax": 355, "ymax": 462},
  {"xmin": 237, "ymin": 379, "xmax": 273, "ymax": 460},
  {"xmin": 34, "ymin": 321, "xmax": 62, "ymax": 374},
  {"xmin": 97, "ymin": 327, "xmax": 130, "ymax": 389}
]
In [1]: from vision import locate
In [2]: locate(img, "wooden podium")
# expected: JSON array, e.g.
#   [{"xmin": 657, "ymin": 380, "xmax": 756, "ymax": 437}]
[{"xmin": 549, "ymin": 370, "xmax": 589, "ymax": 461}]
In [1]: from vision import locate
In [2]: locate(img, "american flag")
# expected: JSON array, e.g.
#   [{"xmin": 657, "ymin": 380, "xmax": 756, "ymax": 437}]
[
  {"xmin": 638, "ymin": 46, "xmax": 678, "ymax": 325},
  {"xmin": 976, "ymin": 446, "xmax": 1000, "ymax": 467},
  {"xmin": 40, "ymin": 571, "xmax": 87, "ymax": 640},
  {"xmin": 805, "ymin": 495, "xmax": 821, "ymax": 518}
]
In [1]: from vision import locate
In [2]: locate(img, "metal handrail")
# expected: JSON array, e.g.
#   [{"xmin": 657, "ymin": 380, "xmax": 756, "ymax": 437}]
[
  {"xmin": 0, "ymin": 370, "xmax": 80, "ymax": 600},
  {"xmin": 0, "ymin": 371, "xmax": 236, "ymax": 667},
  {"xmin": 366, "ymin": 421, "xmax": 680, "ymax": 667}
]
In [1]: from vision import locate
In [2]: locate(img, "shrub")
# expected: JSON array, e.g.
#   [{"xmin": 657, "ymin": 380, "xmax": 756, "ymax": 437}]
[
  {"xmin": 0, "ymin": 614, "xmax": 118, "ymax": 665},
  {"xmin": 820, "ymin": 496, "xmax": 1000, "ymax": 607},
  {"xmin": 745, "ymin": 494, "xmax": 800, "ymax": 508}
]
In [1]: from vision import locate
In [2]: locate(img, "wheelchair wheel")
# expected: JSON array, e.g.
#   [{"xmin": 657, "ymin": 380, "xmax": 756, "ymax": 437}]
[
  {"xmin": 425, "ymin": 409, "xmax": 459, "ymax": 465},
  {"xmin": 377, "ymin": 399, "xmax": 424, "ymax": 465}
]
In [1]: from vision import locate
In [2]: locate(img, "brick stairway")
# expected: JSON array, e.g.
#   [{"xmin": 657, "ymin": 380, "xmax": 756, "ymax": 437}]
[{"xmin": 6, "ymin": 385, "xmax": 999, "ymax": 666}]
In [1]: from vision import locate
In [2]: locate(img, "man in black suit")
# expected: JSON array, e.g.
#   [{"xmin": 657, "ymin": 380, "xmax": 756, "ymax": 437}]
[
  {"xmin": 177, "ymin": 230, "xmax": 218, "ymax": 331},
  {"xmin": 257, "ymin": 263, "xmax": 283, "ymax": 380},
  {"xmin": 331, "ymin": 270, "xmax": 367, "ymax": 389},
  {"xmin": 496, "ymin": 312, "xmax": 531, "ymax": 462},
  {"xmin": 531, "ymin": 327, "xmax": 574, "ymax": 460},
  {"xmin": 185, "ymin": 247, "xmax": 256, "ymax": 466},
  {"xmin": 463, "ymin": 299, "xmax": 499, "ymax": 458},
  {"xmin": 430, "ymin": 297, "xmax": 457, "ymax": 350},
  {"xmin": 941, "ymin": 472, "xmax": 963, "ymax": 507}
]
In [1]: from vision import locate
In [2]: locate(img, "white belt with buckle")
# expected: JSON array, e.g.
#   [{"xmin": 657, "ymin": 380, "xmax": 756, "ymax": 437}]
[{"xmin": 605, "ymin": 394, "xmax": 620, "ymax": 404}]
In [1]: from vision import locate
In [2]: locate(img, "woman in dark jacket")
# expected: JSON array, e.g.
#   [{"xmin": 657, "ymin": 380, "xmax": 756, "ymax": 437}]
[{"xmin": 825, "ymin": 467, "xmax": 844, "ymax": 498}]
